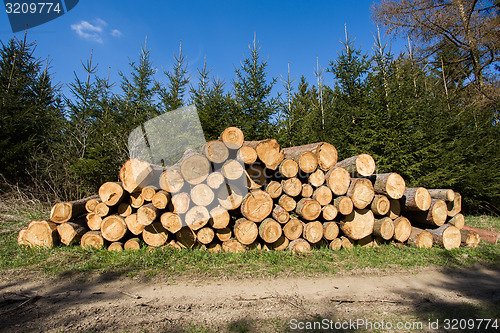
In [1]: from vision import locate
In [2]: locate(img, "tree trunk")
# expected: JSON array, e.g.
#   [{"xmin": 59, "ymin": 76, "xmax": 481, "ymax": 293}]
[
  {"xmin": 196, "ymin": 227, "xmax": 215, "ymax": 245},
  {"xmin": 24, "ymin": 220, "xmax": 59, "ymax": 248},
  {"xmin": 323, "ymin": 221, "xmax": 339, "ymax": 241},
  {"xmin": 462, "ymin": 225, "xmax": 498, "ymax": 244},
  {"xmin": 340, "ymin": 208, "xmax": 375, "ymax": 240},
  {"xmin": 282, "ymin": 144, "xmax": 318, "ymax": 173},
  {"xmin": 282, "ymin": 178, "xmax": 302, "ymax": 197},
  {"xmin": 206, "ymin": 171, "xmax": 225, "ymax": 190},
  {"xmin": 81, "ymin": 231, "xmax": 104, "ymax": 249},
  {"xmin": 315, "ymin": 142, "xmax": 338, "ymax": 171},
  {"xmin": 119, "ymin": 158, "xmax": 162, "ymax": 194},
  {"xmin": 86, "ymin": 213, "xmax": 102, "ymax": 231},
  {"xmin": 159, "ymin": 169, "xmax": 185, "ymax": 193},
  {"xmin": 141, "ymin": 186, "xmax": 157, "ymax": 202},
  {"xmin": 176, "ymin": 226, "xmax": 196, "ymax": 248},
  {"xmin": 405, "ymin": 199, "xmax": 448, "ymax": 227},
  {"xmin": 371, "ymin": 194, "xmax": 390, "ymax": 216},
  {"xmin": 388, "ymin": 199, "xmax": 401, "ymax": 220},
  {"xmin": 401, "ymin": 187, "xmax": 431, "ymax": 211},
  {"xmin": 283, "ymin": 218, "xmax": 303, "ymax": 241},
  {"xmin": 288, "ymin": 238, "xmax": 311, "ymax": 253},
  {"xmin": 240, "ymin": 190, "xmax": 273, "ymax": 222},
  {"xmin": 209, "ymin": 206, "xmax": 230, "ymax": 229},
  {"xmin": 302, "ymin": 221, "xmax": 323, "ymax": 243},
  {"xmin": 369, "ymin": 173, "xmax": 406, "ymax": 199},
  {"xmin": 125, "ymin": 214, "xmax": 145, "ymax": 235},
  {"xmin": 322, "ymin": 204, "xmax": 338, "ymax": 221},
  {"xmin": 373, "ymin": 217, "xmax": 394, "ymax": 240},
  {"xmin": 340, "ymin": 236, "xmax": 355, "ymax": 249},
  {"xmin": 266, "ymin": 180, "xmax": 283, "ymax": 199},
  {"xmin": 99, "ymin": 182, "xmax": 125, "ymax": 207},
  {"xmin": 295, "ymin": 198, "xmax": 321, "ymax": 221},
  {"xmin": 171, "ymin": 192, "xmax": 191, "ymax": 214},
  {"xmin": 272, "ymin": 205, "xmax": 290, "ymax": 224},
  {"xmin": 151, "ymin": 190, "xmax": 171, "ymax": 210},
  {"xmin": 124, "ymin": 238, "xmax": 142, "ymax": 250},
  {"xmin": 137, "ymin": 203, "xmax": 160, "ymax": 226},
  {"xmin": 270, "ymin": 235, "xmax": 289, "ymax": 251},
  {"xmin": 329, "ymin": 238, "xmax": 342, "ymax": 251},
  {"xmin": 142, "ymin": 222, "xmax": 168, "ymax": 247},
  {"xmin": 234, "ymin": 218, "xmax": 259, "ymax": 245},
  {"xmin": 203, "ymin": 140, "xmax": 229, "ymax": 163},
  {"xmin": 346, "ymin": 178, "xmax": 375, "ymax": 210},
  {"xmin": 448, "ymin": 213, "xmax": 465, "ymax": 229},
  {"xmin": 220, "ymin": 127, "xmax": 244, "ymax": 149},
  {"xmin": 215, "ymin": 227, "xmax": 232, "ymax": 242},
  {"xmin": 447, "ymin": 192, "xmax": 462, "ymax": 217},
  {"xmin": 57, "ymin": 221, "xmax": 87, "ymax": 246},
  {"xmin": 259, "ymin": 218, "xmax": 282, "ymax": 243},
  {"xmin": 325, "ymin": 167, "xmax": 350, "ymax": 196},
  {"xmin": 222, "ymin": 239, "xmax": 247, "ymax": 252},
  {"xmin": 426, "ymin": 224, "xmax": 461, "ymax": 250},
  {"xmin": 312, "ymin": 185, "xmax": 333, "ymax": 206},
  {"xmin": 180, "ymin": 149, "xmax": 211, "ymax": 185},
  {"xmin": 85, "ymin": 198, "xmax": 101, "ymax": 213},
  {"xmin": 161, "ymin": 212, "xmax": 183, "ymax": 234},
  {"xmin": 279, "ymin": 159, "xmax": 299, "ymax": 178},
  {"xmin": 50, "ymin": 195, "xmax": 99, "ymax": 224},
  {"xmin": 101, "ymin": 215, "xmax": 127, "ymax": 242},
  {"xmin": 407, "ymin": 227, "xmax": 433, "ymax": 248},
  {"xmin": 244, "ymin": 139, "xmax": 284, "ymax": 170},
  {"xmin": 333, "ymin": 196, "xmax": 354, "ymax": 216},
  {"xmin": 185, "ymin": 206, "xmax": 210, "ymax": 230},
  {"xmin": 428, "ymin": 189, "xmax": 455, "ymax": 202},
  {"xmin": 190, "ymin": 184, "xmax": 214, "ymax": 207},
  {"xmin": 460, "ymin": 229, "xmax": 481, "ymax": 248},
  {"xmin": 237, "ymin": 146, "xmax": 257, "ymax": 165},
  {"xmin": 108, "ymin": 242, "xmax": 123, "ymax": 252},
  {"xmin": 301, "ymin": 184, "xmax": 314, "ymax": 198},
  {"xmin": 335, "ymin": 154, "xmax": 375, "ymax": 177},
  {"xmin": 308, "ymin": 169, "xmax": 325, "ymax": 187},
  {"xmin": 221, "ymin": 159, "xmax": 244, "ymax": 180},
  {"xmin": 129, "ymin": 192, "xmax": 144, "ymax": 209},
  {"xmin": 393, "ymin": 216, "xmax": 411, "ymax": 242}
]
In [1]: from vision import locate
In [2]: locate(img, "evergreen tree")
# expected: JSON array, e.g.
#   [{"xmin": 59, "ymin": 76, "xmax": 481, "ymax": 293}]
[{"xmin": 161, "ymin": 41, "xmax": 189, "ymax": 112}]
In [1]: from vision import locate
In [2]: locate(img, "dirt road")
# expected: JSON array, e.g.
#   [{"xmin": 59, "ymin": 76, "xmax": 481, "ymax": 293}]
[{"xmin": 0, "ymin": 265, "xmax": 499, "ymax": 332}]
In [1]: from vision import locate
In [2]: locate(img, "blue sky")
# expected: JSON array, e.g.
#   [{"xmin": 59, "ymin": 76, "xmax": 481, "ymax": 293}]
[{"xmin": 0, "ymin": 0, "xmax": 406, "ymax": 99}]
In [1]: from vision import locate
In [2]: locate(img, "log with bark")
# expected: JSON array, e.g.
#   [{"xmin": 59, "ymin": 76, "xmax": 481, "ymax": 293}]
[
  {"xmin": 333, "ymin": 196, "xmax": 354, "ymax": 216},
  {"xmin": 288, "ymin": 238, "xmax": 311, "ymax": 253},
  {"xmin": 161, "ymin": 212, "xmax": 183, "ymax": 234},
  {"xmin": 302, "ymin": 221, "xmax": 323, "ymax": 244},
  {"xmin": 233, "ymin": 218, "xmax": 259, "ymax": 245},
  {"xmin": 428, "ymin": 189, "xmax": 455, "ymax": 202},
  {"xmin": 370, "ymin": 194, "xmax": 390, "ymax": 216},
  {"xmin": 336, "ymin": 154, "xmax": 375, "ymax": 177},
  {"xmin": 23, "ymin": 220, "xmax": 59, "ymax": 248},
  {"xmin": 373, "ymin": 217, "xmax": 394, "ymax": 240},
  {"xmin": 203, "ymin": 140, "xmax": 229, "ymax": 164},
  {"xmin": 426, "ymin": 224, "xmax": 461, "ymax": 250},
  {"xmin": 80, "ymin": 231, "xmax": 104, "ymax": 249},
  {"xmin": 119, "ymin": 159, "xmax": 162, "ymax": 193},
  {"xmin": 405, "ymin": 199, "xmax": 448, "ymax": 227},
  {"xmin": 447, "ymin": 213, "xmax": 465, "ymax": 229},
  {"xmin": 57, "ymin": 220, "xmax": 87, "ymax": 246},
  {"xmin": 392, "ymin": 217, "xmax": 412, "ymax": 243},
  {"xmin": 244, "ymin": 139, "xmax": 284, "ymax": 170},
  {"xmin": 152, "ymin": 190, "xmax": 172, "ymax": 210},
  {"xmin": 282, "ymin": 177, "xmax": 302, "ymax": 197},
  {"xmin": 237, "ymin": 146, "xmax": 258, "ymax": 165},
  {"xmin": 460, "ymin": 229, "xmax": 481, "ymax": 248},
  {"xmin": 346, "ymin": 178, "xmax": 375, "ymax": 210},
  {"xmin": 220, "ymin": 127, "xmax": 245, "ymax": 149},
  {"xmin": 99, "ymin": 182, "xmax": 125, "ymax": 206},
  {"xmin": 143, "ymin": 222, "xmax": 169, "ymax": 247},
  {"xmin": 279, "ymin": 159, "xmax": 299, "ymax": 178},
  {"xmin": 283, "ymin": 218, "xmax": 303, "ymax": 241},
  {"xmin": 259, "ymin": 218, "xmax": 282, "ymax": 243},
  {"xmin": 295, "ymin": 198, "xmax": 322, "ymax": 221},
  {"xmin": 401, "ymin": 187, "xmax": 432, "ymax": 211},
  {"xmin": 323, "ymin": 221, "xmax": 340, "ymax": 241},
  {"xmin": 272, "ymin": 205, "xmax": 290, "ymax": 224},
  {"xmin": 461, "ymin": 225, "xmax": 498, "ymax": 244},
  {"xmin": 124, "ymin": 238, "xmax": 142, "ymax": 250},
  {"xmin": 447, "ymin": 192, "xmax": 462, "ymax": 217},
  {"xmin": 407, "ymin": 227, "xmax": 433, "ymax": 248},
  {"xmin": 240, "ymin": 190, "xmax": 273, "ymax": 222},
  {"xmin": 325, "ymin": 167, "xmax": 351, "ymax": 196},
  {"xmin": 369, "ymin": 173, "xmax": 406, "ymax": 200},
  {"xmin": 322, "ymin": 204, "xmax": 338, "ymax": 221},
  {"xmin": 339, "ymin": 208, "xmax": 375, "ymax": 240},
  {"xmin": 50, "ymin": 195, "xmax": 98, "ymax": 224},
  {"xmin": 101, "ymin": 215, "xmax": 127, "ymax": 242},
  {"xmin": 312, "ymin": 186, "xmax": 333, "ymax": 206}
]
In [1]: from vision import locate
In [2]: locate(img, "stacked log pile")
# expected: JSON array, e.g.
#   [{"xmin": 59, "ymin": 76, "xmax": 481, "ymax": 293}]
[{"xmin": 18, "ymin": 127, "xmax": 488, "ymax": 253}]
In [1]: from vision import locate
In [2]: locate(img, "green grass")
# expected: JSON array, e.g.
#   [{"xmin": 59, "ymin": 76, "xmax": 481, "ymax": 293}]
[{"xmin": 465, "ymin": 215, "xmax": 500, "ymax": 232}]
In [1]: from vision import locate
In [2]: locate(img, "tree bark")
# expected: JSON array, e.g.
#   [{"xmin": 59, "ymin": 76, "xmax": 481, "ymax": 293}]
[
  {"xmin": 426, "ymin": 224, "xmax": 461, "ymax": 250},
  {"xmin": 373, "ymin": 217, "xmax": 394, "ymax": 240},
  {"xmin": 428, "ymin": 189, "xmax": 455, "ymax": 202},
  {"xmin": 460, "ymin": 229, "xmax": 481, "ymax": 248},
  {"xmin": 407, "ymin": 227, "xmax": 433, "ymax": 248},
  {"xmin": 50, "ymin": 195, "xmax": 99, "ymax": 224},
  {"xmin": 336, "ymin": 154, "xmax": 375, "ymax": 177},
  {"xmin": 401, "ymin": 187, "xmax": 431, "ymax": 211},
  {"xmin": 462, "ymin": 225, "xmax": 498, "ymax": 244},
  {"xmin": 369, "ymin": 172, "xmax": 406, "ymax": 199},
  {"xmin": 282, "ymin": 144, "xmax": 318, "ymax": 173}
]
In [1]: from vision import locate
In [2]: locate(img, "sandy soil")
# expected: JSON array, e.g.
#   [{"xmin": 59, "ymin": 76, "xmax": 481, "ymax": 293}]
[{"xmin": 0, "ymin": 265, "xmax": 499, "ymax": 332}]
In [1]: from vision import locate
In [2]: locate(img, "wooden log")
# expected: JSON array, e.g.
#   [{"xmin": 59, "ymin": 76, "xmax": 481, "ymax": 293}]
[
  {"xmin": 315, "ymin": 142, "xmax": 338, "ymax": 171},
  {"xmin": 369, "ymin": 173, "xmax": 406, "ymax": 200},
  {"xmin": 278, "ymin": 194, "xmax": 296, "ymax": 212},
  {"xmin": 81, "ymin": 231, "xmax": 104, "ymax": 249},
  {"xmin": 222, "ymin": 159, "xmax": 244, "ymax": 180},
  {"xmin": 401, "ymin": 187, "xmax": 432, "ymax": 211},
  {"xmin": 257, "ymin": 218, "xmax": 280, "ymax": 244},
  {"xmin": 283, "ymin": 218, "xmax": 303, "ymax": 241},
  {"xmin": 117, "ymin": 202, "xmax": 132, "ymax": 217},
  {"xmin": 244, "ymin": 164, "xmax": 267, "ymax": 189},
  {"xmin": 301, "ymin": 184, "xmax": 314, "ymax": 198},
  {"xmin": 340, "ymin": 236, "xmax": 355, "ymax": 249},
  {"xmin": 171, "ymin": 192, "xmax": 191, "ymax": 214},
  {"xmin": 357, "ymin": 235, "xmax": 375, "ymax": 248},
  {"xmin": 393, "ymin": 216, "xmax": 412, "ymax": 243},
  {"xmin": 426, "ymin": 224, "xmax": 461, "ymax": 250},
  {"xmin": 215, "ymin": 227, "xmax": 232, "ymax": 242},
  {"xmin": 462, "ymin": 225, "xmax": 498, "ymax": 244},
  {"xmin": 325, "ymin": 167, "xmax": 351, "ymax": 196},
  {"xmin": 460, "ymin": 229, "xmax": 481, "ymax": 248},
  {"xmin": 448, "ymin": 213, "xmax": 465, "ymax": 229},
  {"xmin": 373, "ymin": 217, "xmax": 394, "ymax": 240},
  {"xmin": 329, "ymin": 238, "xmax": 342, "ymax": 251},
  {"xmin": 143, "ymin": 222, "xmax": 169, "ymax": 247},
  {"xmin": 152, "ymin": 190, "xmax": 172, "ymax": 210},
  {"xmin": 447, "ymin": 192, "xmax": 462, "ymax": 217},
  {"xmin": 323, "ymin": 221, "xmax": 339, "ymax": 241},
  {"xmin": 428, "ymin": 189, "xmax": 455, "ymax": 202},
  {"xmin": 209, "ymin": 206, "xmax": 230, "ymax": 229},
  {"xmin": 240, "ymin": 190, "xmax": 273, "ymax": 222},
  {"xmin": 244, "ymin": 139, "xmax": 284, "ymax": 170},
  {"xmin": 137, "ymin": 203, "xmax": 160, "ymax": 226},
  {"xmin": 220, "ymin": 127, "xmax": 244, "ymax": 149},
  {"xmin": 124, "ymin": 238, "xmax": 141, "ymax": 250},
  {"xmin": 108, "ymin": 242, "xmax": 123, "ymax": 252},
  {"xmin": 206, "ymin": 171, "xmax": 225, "ymax": 190},
  {"xmin": 176, "ymin": 226, "xmax": 196, "ymax": 248},
  {"xmin": 125, "ymin": 214, "xmax": 144, "ymax": 235},
  {"xmin": 322, "ymin": 204, "xmax": 338, "ymax": 221},
  {"xmin": 141, "ymin": 186, "xmax": 157, "ymax": 202},
  {"xmin": 85, "ymin": 198, "xmax": 101, "ymax": 213},
  {"xmin": 99, "ymin": 182, "xmax": 125, "ymax": 207},
  {"xmin": 23, "ymin": 220, "xmax": 59, "ymax": 248},
  {"xmin": 101, "ymin": 215, "xmax": 127, "ymax": 242},
  {"xmin": 86, "ymin": 213, "xmax": 102, "ymax": 231},
  {"xmin": 270, "ymin": 235, "xmax": 289, "ymax": 251},
  {"xmin": 308, "ymin": 169, "xmax": 325, "ymax": 187},
  {"xmin": 128, "ymin": 192, "xmax": 144, "ymax": 209},
  {"xmin": 346, "ymin": 178, "xmax": 375, "ymax": 210},
  {"xmin": 333, "ymin": 196, "xmax": 354, "ymax": 216},
  {"xmin": 197, "ymin": 227, "xmax": 215, "ymax": 244},
  {"xmin": 203, "ymin": 140, "xmax": 229, "ymax": 163},
  {"xmin": 217, "ymin": 184, "xmax": 243, "ymax": 210},
  {"xmin": 282, "ymin": 144, "xmax": 318, "ymax": 173},
  {"xmin": 189, "ymin": 184, "xmax": 214, "ymax": 207},
  {"xmin": 119, "ymin": 158, "xmax": 162, "ymax": 193},
  {"xmin": 295, "ymin": 198, "xmax": 321, "ymax": 221},
  {"xmin": 180, "ymin": 149, "xmax": 211, "ymax": 185},
  {"xmin": 388, "ymin": 199, "xmax": 401, "ymax": 220},
  {"xmin": 282, "ymin": 177, "xmax": 302, "ymax": 197},
  {"xmin": 272, "ymin": 205, "xmax": 290, "ymax": 224},
  {"xmin": 336, "ymin": 154, "xmax": 375, "ymax": 177},
  {"xmin": 370, "ymin": 194, "xmax": 391, "ymax": 216},
  {"xmin": 161, "ymin": 212, "xmax": 183, "ymax": 234},
  {"xmin": 237, "ymin": 146, "xmax": 257, "ymax": 164},
  {"xmin": 340, "ymin": 208, "xmax": 375, "ymax": 240},
  {"xmin": 312, "ymin": 185, "xmax": 333, "ymax": 206},
  {"xmin": 50, "ymin": 195, "xmax": 98, "ymax": 224},
  {"xmin": 302, "ymin": 221, "xmax": 323, "ymax": 243},
  {"xmin": 407, "ymin": 227, "xmax": 433, "ymax": 248},
  {"xmin": 222, "ymin": 239, "xmax": 247, "ymax": 253},
  {"xmin": 266, "ymin": 180, "xmax": 283, "ymax": 199},
  {"xmin": 159, "ymin": 169, "xmax": 185, "ymax": 193},
  {"xmin": 405, "ymin": 199, "xmax": 448, "ymax": 227},
  {"xmin": 288, "ymin": 238, "xmax": 311, "ymax": 253},
  {"xmin": 57, "ymin": 221, "xmax": 87, "ymax": 246},
  {"xmin": 279, "ymin": 159, "xmax": 299, "ymax": 178},
  {"xmin": 234, "ymin": 218, "xmax": 259, "ymax": 245},
  {"xmin": 185, "ymin": 206, "xmax": 210, "ymax": 230},
  {"xmin": 17, "ymin": 227, "xmax": 28, "ymax": 245}
]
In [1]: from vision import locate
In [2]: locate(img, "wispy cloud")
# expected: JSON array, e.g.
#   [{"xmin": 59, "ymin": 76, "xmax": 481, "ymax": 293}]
[{"xmin": 71, "ymin": 18, "xmax": 121, "ymax": 43}]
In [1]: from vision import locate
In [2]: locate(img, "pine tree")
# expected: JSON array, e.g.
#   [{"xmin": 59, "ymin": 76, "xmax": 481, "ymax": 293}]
[{"xmin": 161, "ymin": 41, "xmax": 189, "ymax": 112}]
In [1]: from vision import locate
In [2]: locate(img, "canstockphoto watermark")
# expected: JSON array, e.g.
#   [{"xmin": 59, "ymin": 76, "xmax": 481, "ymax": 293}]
[
  {"xmin": 289, "ymin": 318, "xmax": 424, "ymax": 331},
  {"xmin": 4, "ymin": 0, "xmax": 79, "ymax": 33}
]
